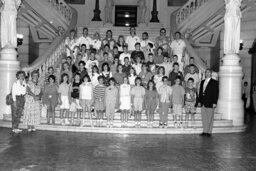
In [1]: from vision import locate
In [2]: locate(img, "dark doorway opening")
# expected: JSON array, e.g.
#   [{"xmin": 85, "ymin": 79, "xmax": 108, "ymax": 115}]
[{"xmin": 115, "ymin": 5, "xmax": 137, "ymax": 27}]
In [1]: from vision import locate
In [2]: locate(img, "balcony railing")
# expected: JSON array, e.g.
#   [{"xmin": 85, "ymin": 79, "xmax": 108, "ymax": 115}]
[{"xmin": 176, "ymin": 0, "xmax": 209, "ymax": 25}]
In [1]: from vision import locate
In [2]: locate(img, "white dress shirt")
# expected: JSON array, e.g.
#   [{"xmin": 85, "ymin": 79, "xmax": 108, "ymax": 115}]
[{"xmin": 12, "ymin": 80, "xmax": 27, "ymax": 101}]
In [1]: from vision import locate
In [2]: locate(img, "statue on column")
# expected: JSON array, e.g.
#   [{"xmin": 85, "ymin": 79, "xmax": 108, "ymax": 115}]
[
  {"xmin": 137, "ymin": 0, "xmax": 147, "ymax": 24},
  {"xmin": 223, "ymin": 0, "xmax": 242, "ymax": 54},
  {"xmin": 104, "ymin": 0, "xmax": 114, "ymax": 24},
  {"xmin": 0, "ymin": 0, "xmax": 21, "ymax": 49}
]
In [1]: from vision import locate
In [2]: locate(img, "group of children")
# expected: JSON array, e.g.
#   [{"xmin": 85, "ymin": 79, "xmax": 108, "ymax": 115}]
[
  {"xmin": 43, "ymin": 64, "xmax": 198, "ymax": 129},
  {"xmin": 41, "ymin": 27, "xmax": 201, "ymax": 128}
]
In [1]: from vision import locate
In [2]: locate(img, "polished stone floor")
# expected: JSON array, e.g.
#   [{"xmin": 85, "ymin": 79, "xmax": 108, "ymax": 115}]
[{"xmin": 0, "ymin": 112, "xmax": 256, "ymax": 171}]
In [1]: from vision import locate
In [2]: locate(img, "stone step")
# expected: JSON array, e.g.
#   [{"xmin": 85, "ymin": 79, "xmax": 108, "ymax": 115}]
[
  {"xmin": 0, "ymin": 120, "xmax": 245, "ymax": 134},
  {"xmin": 38, "ymin": 119, "xmax": 232, "ymax": 127},
  {"xmin": 77, "ymin": 26, "xmax": 170, "ymax": 40},
  {"xmin": 3, "ymin": 112, "xmax": 222, "ymax": 122}
]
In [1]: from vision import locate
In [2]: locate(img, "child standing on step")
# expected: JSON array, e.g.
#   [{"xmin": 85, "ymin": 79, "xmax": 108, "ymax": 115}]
[
  {"xmin": 79, "ymin": 75, "xmax": 94, "ymax": 127},
  {"xmin": 184, "ymin": 78, "xmax": 197, "ymax": 128},
  {"xmin": 70, "ymin": 73, "xmax": 82, "ymax": 125},
  {"xmin": 119, "ymin": 77, "xmax": 131, "ymax": 127},
  {"xmin": 131, "ymin": 77, "xmax": 145, "ymax": 127},
  {"xmin": 58, "ymin": 73, "xmax": 71, "ymax": 125},
  {"xmin": 93, "ymin": 76, "xmax": 106, "ymax": 127},
  {"xmin": 43, "ymin": 75, "xmax": 58, "ymax": 124},
  {"xmin": 172, "ymin": 76, "xmax": 185, "ymax": 128},
  {"xmin": 145, "ymin": 80, "xmax": 158, "ymax": 128},
  {"xmin": 105, "ymin": 78, "xmax": 119, "ymax": 128},
  {"xmin": 158, "ymin": 76, "xmax": 172, "ymax": 128}
]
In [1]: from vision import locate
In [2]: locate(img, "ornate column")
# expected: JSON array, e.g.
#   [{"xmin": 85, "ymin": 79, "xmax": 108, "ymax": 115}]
[
  {"xmin": 150, "ymin": 0, "xmax": 159, "ymax": 22},
  {"xmin": 91, "ymin": 0, "xmax": 102, "ymax": 21},
  {"xmin": 0, "ymin": 0, "xmax": 21, "ymax": 119},
  {"xmin": 217, "ymin": 0, "xmax": 244, "ymax": 126}
]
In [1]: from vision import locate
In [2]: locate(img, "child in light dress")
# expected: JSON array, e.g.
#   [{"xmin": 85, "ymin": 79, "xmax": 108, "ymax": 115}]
[
  {"xmin": 131, "ymin": 77, "xmax": 145, "ymax": 127},
  {"xmin": 90, "ymin": 66, "xmax": 100, "ymax": 87},
  {"xmin": 128, "ymin": 67, "xmax": 137, "ymax": 87},
  {"xmin": 172, "ymin": 76, "xmax": 185, "ymax": 128},
  {"xmin": 79, "ymin": 75, "xmax": 94, "ymax": 127},
  {"xmin": 119, "ymin": 77, "xmax": 131, "ymax": 127},
  {"xmin": 105, "ymin": 78, "xmax": 119, "ymax": 127},
  {"xmin": 58, "ymin": 73, "xmax": 71, "ymax": 125},
  {"xmin": 145, "ymin": 80, "xmax": 158, "ymax": 127}
]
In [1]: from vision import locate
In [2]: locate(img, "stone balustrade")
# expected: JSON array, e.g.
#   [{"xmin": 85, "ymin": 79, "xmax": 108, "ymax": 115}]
[
  {"xmin": 48, "ymin": 0, "xmax": 72, "ymax": 21},
  {"xmin": 176, "ymin": 0, "xmax": 209, "ymax": 25}
]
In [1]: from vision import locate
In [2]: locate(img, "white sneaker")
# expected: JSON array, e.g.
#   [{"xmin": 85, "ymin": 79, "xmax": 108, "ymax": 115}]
[
  {"xmin": 27, "ymin": 129, "xmax": 32, "ymax": 132},
  {"xmin": 31, "ymin": 128, "xmax": 36, "ymax": 132},
  {"xmin": 65, "ymin": 118, "xmax": 70, "ymax": 125},
  {"xmin": 16, "ymin": 129, "xmax": 22, "ymax": 132}
]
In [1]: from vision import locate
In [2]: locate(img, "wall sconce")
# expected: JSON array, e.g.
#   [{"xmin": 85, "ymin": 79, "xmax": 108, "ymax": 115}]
[
  {"xmin": 17, "ymin": 33, "xmax": 24, "ymax": 46},
  {"xmin": 240, "ymin": 39, "xmax": 244, "ymax": 50}
]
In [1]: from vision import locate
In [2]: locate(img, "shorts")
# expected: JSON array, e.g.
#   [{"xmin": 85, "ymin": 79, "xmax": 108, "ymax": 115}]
[
  {"xmin": 185, "ymin": 101, "xmax": 196, "ymax": 114},
  {"xmin": 173, "ymin": 104, "xmax": 182, "ymax": 115},
  {"xmin": 60, "ymin": 96, "xmax": 70, "ymax": 109},
  {"xmin": 94, "ymin": 99, "xmax": 105, "ymax": 111},
  {"xmin": 80, "ymin": 99, "xmax": 92, "ymax": 108}
]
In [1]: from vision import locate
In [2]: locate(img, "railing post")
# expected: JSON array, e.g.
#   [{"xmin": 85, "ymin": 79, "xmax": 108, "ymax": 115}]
[
  {"xmin": 91, "ymin": 0, "xmax": 102, "ymax": 21},
  {"xmin": 150, "ymin": 0, "xmax": 159, "ymax": 22}
]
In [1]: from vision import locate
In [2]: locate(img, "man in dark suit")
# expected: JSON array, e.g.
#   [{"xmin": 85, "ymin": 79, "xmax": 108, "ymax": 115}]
[{"xmin": 198, "ymin": 69, "xmax": 219, "ymax": 137}]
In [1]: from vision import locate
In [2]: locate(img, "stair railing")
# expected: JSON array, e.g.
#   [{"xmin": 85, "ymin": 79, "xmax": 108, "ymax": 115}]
[
  {"xmin": 23, "ymin": 4, "xmax": 77, "ymax": 78},
  {"xmin": 176, "ymin": 0, "xmax": 210, "ymax": 25}
]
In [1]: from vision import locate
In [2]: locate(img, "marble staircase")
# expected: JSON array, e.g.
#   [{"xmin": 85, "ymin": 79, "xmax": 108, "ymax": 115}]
[
  {"xmin": 0, "ymin": 107, "xmax": 246, "ymax": 134},
  {"xmin": 78, "ymin": 26, "xmax": 169, "ymax": 42}
]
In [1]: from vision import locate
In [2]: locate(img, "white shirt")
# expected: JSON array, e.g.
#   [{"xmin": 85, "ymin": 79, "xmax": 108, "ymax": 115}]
[
  {"xmin": 80, "ymin": 82, "xmax": 93, "ymax": 100},
  {"xmin": 132, "ymin": 63, "xmax": 142, "ymax": 76},
  {"xmin": 154, "ymin": 75, "xmax": 164, "ymax": 92},
  {"xmin": 185, "ymin": 73, "xmax": 200, "ymax": 88},
  {"xmin": 85, "ymin": 60, "xmax": 99, "ymax": 73},
  {"xmin": 140, "ymin": 39, "xmax": 154, "ymax": 50},
  {"xmin": 119, "ymin": 52, "xmax": 131, "ymax": 65},
  {"xmin": 12, "ymin": 80, "xmax": 27, "ymax": 101},
  {"xmin": 125, "ymin": 35, "xmax": 140, "ymax": 51},
  {"xmin": 91, "ymin": 39, "xmax": 102, "ymax": 50},
  {"xmin": 89, "ymin": 73, "xmax": 100, "ymax": 87},
  {"xmin": 158, "ymin": 84, "xmax": 173, "ymax": 103},
  {"xmin": 128, "ymin": 75, "xmax": 136, "ymax": 86},
  {"xmin": 170, "ymin": 39, "xmax": 186, "ymax": 55},
  {"xmin": 203, "ymin": 78, "xmax": 211, "ymax": 92},
  {"xmin": 159, "ymin": 62, "xmax": 173, "ymax": 76},
  {"xmin": 77, "ymin": 36, "xmax": 92, "ymax": 49}
]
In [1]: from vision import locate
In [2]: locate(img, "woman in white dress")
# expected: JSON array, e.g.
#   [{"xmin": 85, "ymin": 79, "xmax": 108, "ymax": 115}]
[{"xmin": 119, "ymin": 77, "xmax": 131, "ymax": 127}]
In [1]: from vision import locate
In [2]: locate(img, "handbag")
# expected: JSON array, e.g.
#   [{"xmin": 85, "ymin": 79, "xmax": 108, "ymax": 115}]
[{"xmin": 6, "ymin": 93, "xmax": 13, "ymax": 105}]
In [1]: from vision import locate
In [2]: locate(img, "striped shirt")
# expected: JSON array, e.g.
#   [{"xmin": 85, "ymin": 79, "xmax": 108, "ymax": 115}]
[{"xmin": 93, "ymin": 84, "xmax": 106, "ymax": 101}]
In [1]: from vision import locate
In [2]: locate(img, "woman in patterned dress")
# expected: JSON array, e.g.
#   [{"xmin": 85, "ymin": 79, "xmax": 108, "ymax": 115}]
[{"xmin": 23, "ymin": 70, "xmax": 43, "ymax": 131}]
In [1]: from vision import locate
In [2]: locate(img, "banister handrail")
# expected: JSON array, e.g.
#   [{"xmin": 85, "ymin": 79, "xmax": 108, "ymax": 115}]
[
  {"xmin": 184, "ymin": 39, "xmax": 207, "ymax": 73},
  {"xmin": 176, "ymin": 0, "xmax": 210, "ymax": 25},
  {"xmin": 22, "ymin": 5, "xmax": 77, "ymax": 75}
]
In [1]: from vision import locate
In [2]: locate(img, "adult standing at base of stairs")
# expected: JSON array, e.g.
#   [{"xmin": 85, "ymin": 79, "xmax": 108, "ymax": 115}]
[
  {"xmin": 198, "ymin": 69, "xmax": 219, "ymax": 137},
  {"xmin": 11, "ymin": 71, "xmax": 27, "ymax": 133}
]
